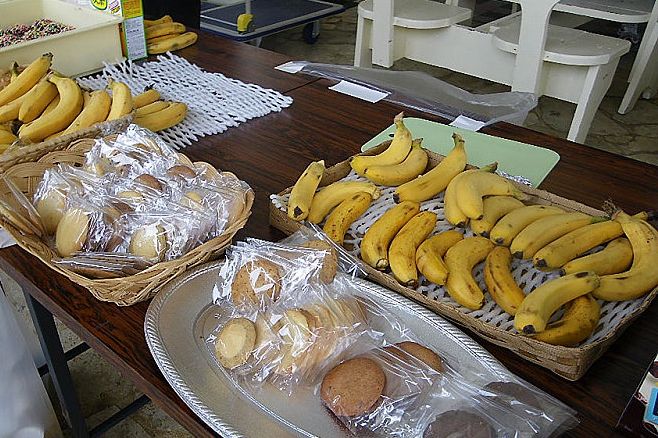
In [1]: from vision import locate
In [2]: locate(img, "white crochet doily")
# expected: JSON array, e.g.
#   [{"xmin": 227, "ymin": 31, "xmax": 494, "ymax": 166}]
[
  {"xmin": 77, "ymin": 53, "xmax": 293, "ymax": 149},
  {"xmin": 271, "ymin": 171, "xmax": 648, "ymax": 347}
]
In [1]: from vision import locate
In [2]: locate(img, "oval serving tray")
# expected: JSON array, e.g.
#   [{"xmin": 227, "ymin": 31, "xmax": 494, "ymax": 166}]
[{"xmin": 144, "ymin": 262, "xmax": 520, "ymax": 438}]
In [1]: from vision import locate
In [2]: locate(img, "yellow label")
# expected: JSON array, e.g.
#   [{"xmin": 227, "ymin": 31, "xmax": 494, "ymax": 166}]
[
  {"xmin": 91, "ymin": 0, "xmax": 107, "ymax": 10},
  {"xmin": 121, "ymin": 0, "xmax": 143, "ymax": 19}
]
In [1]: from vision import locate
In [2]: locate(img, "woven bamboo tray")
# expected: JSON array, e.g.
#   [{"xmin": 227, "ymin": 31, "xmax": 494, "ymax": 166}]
[
  {"xmin": 269, "ymin": 142, "xmax": 658, "ymax": 380},
  {"xmin": 0, "ymin": 133, "xmax": 254, "ymax": 306}
]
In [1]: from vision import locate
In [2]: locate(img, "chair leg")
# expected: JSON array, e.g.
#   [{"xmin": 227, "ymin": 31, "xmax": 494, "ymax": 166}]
[
  {"xmin": 619, "ymin": 18, "xmax": 658, "ymax": 114},
  {"xmin": 568, "ymin": 62, "xmax": 617, "ymax": 143},
  {"xmin": 354, "ymin": 13, "xmax": 372, "ymax": 68}
]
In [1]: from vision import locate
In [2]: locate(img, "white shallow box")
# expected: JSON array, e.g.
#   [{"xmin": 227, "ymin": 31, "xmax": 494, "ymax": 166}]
[{"xmin": 0, "ymin": 0, "xmax": 123, "ymax": 77}]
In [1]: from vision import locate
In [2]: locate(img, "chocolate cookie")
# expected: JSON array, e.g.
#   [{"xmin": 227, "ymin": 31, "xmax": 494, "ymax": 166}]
[
  {"xmin": 320, "ymin": 357, "xmax": 386, "ymax": 417},
  {"xmin": 423, "ymin": 410, "xmax": 496, "ymax": 438},
  {"xmin": 384, "ymin": 341, "xmax": 444, "ymax": 372},
  {"xmin": 483, "ymin": 381, "xmax": 541, "ymax": 410}
]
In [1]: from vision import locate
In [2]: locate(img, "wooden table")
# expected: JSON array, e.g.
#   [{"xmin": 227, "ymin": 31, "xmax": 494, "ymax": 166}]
[{"xmin": 3, "ymin": 31, "xmax": 657, "ymax": 437}]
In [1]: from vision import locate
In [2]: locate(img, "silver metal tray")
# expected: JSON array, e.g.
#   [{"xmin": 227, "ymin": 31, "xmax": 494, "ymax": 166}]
[{"xmin": 144, "ymin": 262, "xmax": 516, "ymax": 437}]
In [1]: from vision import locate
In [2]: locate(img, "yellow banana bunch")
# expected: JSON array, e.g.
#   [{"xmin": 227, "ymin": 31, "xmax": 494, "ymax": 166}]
[
  {"xmin": 361, "ymin": 201, "xmax": 420, "ymax": 270},
  {"xmin": 415, "ymin": 230, "xmax": 463, "ymax": 285},
  {"xmin": 19, "ymin": 75, "xmax": 83, "ymax": 142},
  {"xmin": 145, "ymin": 22, "xmax": 186, "ymax": 40},
  {"xmin": 308, "ymin": 181, "xmax": 380, "ymax": 224},
  {"xmin": 363, "ymin": 138, "xmax": 428, "ymax": 186},
  {"xmin": 510, "ymin": 212, "xmax": 602, "ymax": 260},
  {"xmin": 592, "ymin": 211, "xmax": 658, "ymax": 301},
  {"xmin": 489, "ymin": 205, "xmax": 564, "ymax": 246},
  {"xmin": 0, "ymin": 53, "xmax": 52, "ymax": 106},
  {"xmin": 470, "ymin": 196, "xmax": 524, "ymax": 237},
  {"xmin": 144, "ymin": 15, "xmax": 173, "ymax": 27},
  {"xmin": 323, "ymin": 192, "xmax": 373, "ymax": 245},
  {"xmin": 443, "ymin": 163, "xmax": 498, "ymax": 227},
  {"xmin": 287, "ymin": 160, "xmax": 325, "ymax": 221},
  {"xmin": 57, "ymin": 89, "xmax": 111, "ymax": 136},
  {"xmin": 133, "ymin": 86, "xmax": 161, "ymax": 108},
  {"xmin": 533, "ymin": 294, "xmax": 600, "ymax": 346},
  {"xmin": 561, "ymin": 237, "xmax": 633, "ymax": 276},
  {"xmin": 445, "ymin": 236, "xmax": 495, "ymax": 310},
  {"xmin": 148, "ymin": 32, "xmax": 198, "ymax": 55},
  {"xmin": 18, "ymin": 80, "xmax": 57, "ymax": 123},
  {"xmin": 453, "ymin": 171, "xmax": 526, "ymax": 220},
  {"xmin": 350, "ymin": 112, "xmax": 412, "ymax": 175},
  {"xmin": 135, "ymin": 100, "xmax": 169, "ymax": 117},
  {"xmin": 483, "ymin": 246, "xmax": 526, "ymax": 315},
  {"xmin": 389, "ymin": 211, "xmax": 437, "ymax": 287},
  {"xmin": 134, "ymin": 101, "xmax": 187, "ymax": 132},
  {"xmin": 106, "ymin": 80, "xmax": 133, "ymax": 121}
]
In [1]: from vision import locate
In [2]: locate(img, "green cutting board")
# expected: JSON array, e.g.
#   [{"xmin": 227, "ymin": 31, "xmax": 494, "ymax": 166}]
[{"xmin": 361, "ymin": 118, "xmax": 560, "ymax": 187}]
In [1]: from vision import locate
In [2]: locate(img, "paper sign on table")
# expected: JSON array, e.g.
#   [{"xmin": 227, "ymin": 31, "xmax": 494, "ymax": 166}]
[{"xmin": 328, "ymin": 81, "xmax": 389, "ymax": 103}]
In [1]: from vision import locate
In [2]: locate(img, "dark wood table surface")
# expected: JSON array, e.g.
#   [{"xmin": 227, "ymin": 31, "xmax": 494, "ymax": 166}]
[{"xmin": 2, "ymin": 32, "xmax": 657, "ymax": 437}]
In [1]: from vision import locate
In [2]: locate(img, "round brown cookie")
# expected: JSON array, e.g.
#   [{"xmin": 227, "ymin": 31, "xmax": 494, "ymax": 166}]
[
  {"xmin": 423, "ymin": 410, "xmax": 496, "ymax": 438},
  {"xmin": 384, "ymin": 341, "xmax": 444, "ymax": 373},
  {"xmin": 320, "ymin": 357, "xmax": 386, "ymax": 417},
  {"xmin": 301, "ymin": 239, "xmax": 338, "ymax": 283},
  {"xmin": 483, "ymin": 381, "xmax": 541, "ymax": 410},
  {"xmin": 231, "ymin": 258, "xmax": 282, "ymax": 306}
]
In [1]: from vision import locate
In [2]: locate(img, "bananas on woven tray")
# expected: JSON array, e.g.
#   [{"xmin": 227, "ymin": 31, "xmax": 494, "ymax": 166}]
[
  {"xmin": 283, "ymin": 112, "xmax": 658, "ymax": 347},
  {"xmin": 0, "ymin": 53, "xmax": 190, "ymax": 152},
  {"xmin": 144, "ymin": 15, "xmax": 198, "ymax": 55}
]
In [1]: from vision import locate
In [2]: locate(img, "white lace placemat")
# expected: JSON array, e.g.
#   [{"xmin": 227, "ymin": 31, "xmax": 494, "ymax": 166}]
[{"xmin": 77, "ymin": 53, "xmax": 293, "ymax": 149}]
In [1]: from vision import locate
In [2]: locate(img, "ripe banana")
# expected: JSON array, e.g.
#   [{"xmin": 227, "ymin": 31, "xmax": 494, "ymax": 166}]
[
  {"xmin": 561, "ymin": 237, "xmax": 633, "ymax": 276},
  {"xmin": 42, "ymin": 95, "xmax": 59, "ymax": 116},
  {"xmin": 533, "ymin": 294, "xmax": 600, "ymax": 346},
  {"xmin": 307, "ymin": 181, "xmax": 379, "ymax": 224},
  {"xmin": 59, "ymin": 89, "xmax": 111, "ymax": 136},
  {"xmin": 18, "ymin": 80, "xmax": 57, "ymax": 123},
  {"xmin": 144, "ymin": 15, "xmax": 173, "ymax": 27},
  {"xmin": 9, "ymin": 62, "xmax": 19, "ymax": 82},
  {"xmin": 394, "ymin": 133, "xmax": 467, "ymax": 203},
  {"xmin": 323, "ymin": 192, "xmax": 373, "ymax": 245},
  {"xmin": 454, "ymin": 171, "xmax": 526, "ymax": 220},
  {"xmin": 106, "ymin": 81, "xmax": 133, "ymax": 121},
  {"xmin": 133, "ymin": 86, "xmax": 161, "ymax": 108},
  {"xmin": 592, "ymin": 211, "xmax": 658, "ymax": 301},
  {"xmin": 147, "ymin": 32, "xmax": 198, "ymax": 55},
  {"xmin": 19, "ymin": 75, "xmax": 83, "ymax": 142},
  {"xmin": 470, "ymin": 196, "xmax": 524, "ymax": 237},
  {"xmin": 514, "ymin": 271, "xmax": 599, "ymax": 334},
  {"xmin": 510, "ymin": 213, "xmax": 604, "ymax": 260},
  {"xmin": 287, "ymin": 160, "xmax": 325, "ymax": 221},
  {"xmin": 0, "ymin": 129, "xmax": 17, "ymax": 144},
  {"xmin": 389, "ymin": 211, "xmax": 437, "ymax": 287},
  {"xmin": 350, "ymin": 112, "xmax": 412, "ymax": 175},
  {"xmin": 0, "ymin": 92, "xmax": 29, "ymax": 123},
  {"xmin": 0, "ymin": 53, "xmax": 52, "ymax": 106},
  {"xmin": 135, "ymin": 100, "xmax": 169, "ymax": 117},
  {"xmin": 445, "ymin": 236, "xmax": 495, "ymax": 309},
  {"xmin": 145, "ymin": 22, "xmax": 186, "ymax": 40},
  {"xmin": 443, "ymin": 163, "xmax": 498, "ymax": 227},
  {"xmin": 360, "ymin": 201, "xmax": 420, "ymax": 270},
  {"xmin": 483, "ymin": 246, "xmax": 525, "ymax": 315},
  {"xmin": 363, "ymin": 138, "xmax": 428, "ymax": 186},
  {"xmin": 134, "ymin": 101, "xmax": 187, "ymax": 131},
  {"xmin": 415, "ymin": 230, "xmax": 463, "ymax": 285},
  {"xmin": 489, "ymin": 205, "xmax": 565, "ymax": 246}
]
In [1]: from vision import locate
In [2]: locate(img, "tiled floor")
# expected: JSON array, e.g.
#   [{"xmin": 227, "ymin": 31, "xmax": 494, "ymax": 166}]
[{"xmin": 4, "ymin": 3, "xmax": 657, "ymax": 437}]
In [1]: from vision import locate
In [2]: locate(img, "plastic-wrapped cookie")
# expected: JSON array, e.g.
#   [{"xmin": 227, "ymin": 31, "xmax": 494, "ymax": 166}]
[
  {"xmin": 231, "ymin": 258, "xmax": 282, "ymax": 306},
  {"xmin": 423, "ymin": 410, "xmax": 495, "ymax": 438},
  {"xmin": 215, "ymin": 317, "xmax": 256, "ymax": 369},
  {"xmin": 384, "ymin": 341, "xmax": 444, "ymax": 373},
  {"xmin": 36, "ymin": 188, "xmax": 67, "ymax": 235},
  {"xmin": 483, "ymin": 381, "xmax": 541, "ymax": 410},
  {"xmin": 55, "ymin": 208, "xmax": 90, "ymax": 257},
  {"xmin": 320, "ymin": 357, "xmax": 386, "ymax": 417},
  {"xmin": 166, "ymin": 164, "xmax": 197, "ymax": 182},
  {"xmin": 129, "ymin": 224, "xmax": 167, "ymax": 261},
  {"xmin": 301, "ymin": 239, "xmax": 338, "ymax": 283}
]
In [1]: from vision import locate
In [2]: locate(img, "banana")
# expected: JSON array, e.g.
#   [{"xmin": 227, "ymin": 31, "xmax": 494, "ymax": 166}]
[
  {"xmin": 59, "ymin": 89, "xmax": 111, "ymax": 136},
  {"xmin": 360, "ymin": 201, "xmax": 421, "ymax": 270},
  {"xmin": 0, "ymin": 53, "xmax": 52, "ymax": 107},
  {"xmin": 0, "ymin": 129, "xmax": 17, "ymax": 144},
  {"xmin": 443, "ymin": 163, "xmax": 498, "ymax": 227},
  {"xmin": 82, "ymin": 90, "xmax": 91, "ymax": 107},
  {"xmin": 454, "ymin": 171, "xmax": 526, "ymax": 220},
  {"xmin": 561, "ymin": 237, "xmax": 633, "ymax": 276},
  {"xmin": 18, "ymin": 80, "xmax": 57, "ymax": 123},
  {"xmin": 133, "ymin": 86, "xmax": 161, "ymax": 108},
  {"xmin": 350, "ymin": 112, "xmax": 412, "ymax": 175},
  {"xmin": 147, "ymin": 32, "xmax": 198, "ymax": 54},
  {"xmin": 147, "ymin": 34, "xmax": 182, "ymax": 45},
  {"xmin": 489, "ymin": 205, "xmax": 565, "ymax": 246},
  {"xmin": 144, "ymin": 15, "xmax": 173, "ymax": 27},
  {"xmin": 323, "ymin": 192, "xmax": 373, "ymax": 245},
  {"xmin": 106, "ymin": 81, "xmax": 133, "ymax": 121},
  {"xmin": 389, "ymin": 211, "xmax": 437, "ymax": 287},
  {"xmin": 19, "ymin": 75, "xmax": 83, "ymax": 142},
  {"xmin": 483, "ymin": 246, "xmax": 525, "ymax": 315},
  {"xmin": 287, "ymin": 160, "xmax": 325, "ymax": 221},
  {"xmin": 134, "ymin": 101, "xmax": 187, "ymax": 132},
  {"xmin": 9, "ymin": 62, "xmax": 19, "ymax": 82},
  {"xmin": 533, "ymin": 294, "xmax": 600, "ymax": 346},
  {"xmin": 308, "ymin": 181, "xmax": 380, "ymax": 224},
  {"xmin": 135, "ymin": 100, "xmax": 170, "ymax": 117},
  {"xmin": 363, "ymin": 138, "xmax": 428, "ymax": 186},
  {"xmin": 145, "ymin": 22, "xmax": 186, "ymax": 40},
  {"xmin": 42, "ymin": 94, "xmax": 59, "ymax": 116},
  {"xmin": 415, "ymin": 230, "xmax": 463, "ymax": 285},
  {"xmin": 394, "ymin": 133, "xmax": 467, "ymax": 203},
  {"xmin": 592, "ymin": 211, "xmax": 658, "ymax": 301},
  {"xmin": 510, "ymin": 213, "xmax": 604, "ymax": 260},
  {"xmin": 445, "ymin": 236, "xmax": 494, "ymax": 309},
  {"xmin": 514, "ymin": 271, "xmax": 599, "ymax": 334},
  {"xmin": 470, "ymin": 196, "xmax": 525, "ymax": 237},
  {"xmin": 0, "ymin": 92, "xmax": 29, "ymax": 123}
]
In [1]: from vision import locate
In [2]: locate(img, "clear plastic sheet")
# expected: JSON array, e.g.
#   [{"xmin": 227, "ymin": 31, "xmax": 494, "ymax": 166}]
[{"xmin": 284, "ymin": 62, "xmax": 538, "ymax": 126}]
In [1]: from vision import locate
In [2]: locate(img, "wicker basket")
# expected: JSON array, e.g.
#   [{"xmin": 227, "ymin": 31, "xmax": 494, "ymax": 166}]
[
  {"xmin": 269, "ymin": 142, "xmax": 658, "ymax": 380},
  {"xmin": 0, "ymin": 134, "xmax": 254, "ymax": 306}
]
